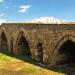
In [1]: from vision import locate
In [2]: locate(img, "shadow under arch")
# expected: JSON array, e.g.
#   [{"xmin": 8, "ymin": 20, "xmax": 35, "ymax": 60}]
[
  {"xmin": 37, "ymin": 42, "xmax": 43, "ymax": 62},
  {"xmin": 0, "ymin": 31, "xmax": 9, "ymax": 53},
  {"xmin": 16, "ymin": 31, "xmax": 31, "ymax": 58},
  {"xmin": 52, "ymin": 35, "xmax": 75, "ymax": 65},
  {"xmin": 10, "ymin": 39, "xmax": 14, "ymax": 55}
]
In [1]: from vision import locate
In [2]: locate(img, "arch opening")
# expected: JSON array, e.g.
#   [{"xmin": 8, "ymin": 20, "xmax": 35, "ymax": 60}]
[
  {"xmin": 37, "ymin": 43, "xmax": 43, "ymax": 62},
  {"xmin": 57, "ymin": 40, "xmax": 75, "ymax": 65},
  {"xmin": 17, "ymin": 35, "xmax": 31, "ymax": 57},
  {"xmin": 0, "ymin": 32, "xmax": 8, "ymax": 53},
  {"xmin": 10, "ymin": 39, "xmax": 14, "ymax": 55}
]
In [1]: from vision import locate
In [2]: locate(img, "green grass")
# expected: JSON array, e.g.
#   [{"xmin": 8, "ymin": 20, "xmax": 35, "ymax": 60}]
[
  {"xmin": 0, "ymin": 53, "xmax": 10, "ymax": 60},
  {"xmin": 0, "ymin": 53, "xmax": 12, "ymax": 64},
  {"xmin": 19, "ymin": 67, "xmax": 36, "ymax": 73}
]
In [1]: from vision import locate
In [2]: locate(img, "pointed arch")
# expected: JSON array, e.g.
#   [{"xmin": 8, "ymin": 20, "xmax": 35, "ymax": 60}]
[
  {"xmin": 16, "ymin": 31, "xmax": 31, "ymax": 57},
  {"xmin": 0, "ymin": 31, "xmax": 9, "ymax": 53},
  {"xmin": 53, "ymin": 34, "xmax": 75, "ymax": 54},
  {"xmin": 52, "ymin": 35, "xmax": 75, "ymax": 64}
]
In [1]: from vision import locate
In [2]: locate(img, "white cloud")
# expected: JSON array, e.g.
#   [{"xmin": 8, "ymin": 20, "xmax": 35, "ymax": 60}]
[
  {"xmin": 0, "ymin": 13, "xmax": 5, "ymax": 17},
  {"xmin": 30, "ymin": 16, "xmax": 64, "ymax": 24},
  {"xmin": 0, "ymin": 0, "xmax": 3, "ymax": 2},
  {"xmin": 19, "ymin": 5, "xmax": 31, "ymax": 13},
  {"xmin": 0, "ymin": 19, "xmax": 7, "ymax": 25}
]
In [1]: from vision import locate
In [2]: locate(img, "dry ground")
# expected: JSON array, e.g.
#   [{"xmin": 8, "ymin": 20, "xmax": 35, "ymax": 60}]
[{"xmin": 0, "ymin": 53, "xmax": 66, "ymax": 75}]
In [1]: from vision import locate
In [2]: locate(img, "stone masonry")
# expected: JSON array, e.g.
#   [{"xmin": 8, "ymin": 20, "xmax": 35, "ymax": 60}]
[{"xmin": 0, "ymin": 23, "xmax": 75, "ymax": 66}]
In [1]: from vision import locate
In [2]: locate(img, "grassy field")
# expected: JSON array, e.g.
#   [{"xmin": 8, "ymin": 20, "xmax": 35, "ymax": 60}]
[{"xmin": 0, "ymin": 53, "xmax": 66, "ymax": 75}]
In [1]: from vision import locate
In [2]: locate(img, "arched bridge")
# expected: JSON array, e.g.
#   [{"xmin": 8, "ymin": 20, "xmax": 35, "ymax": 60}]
[{"xmin": 0, "ymin": 23, "xmax": 75, "ymax": 66}]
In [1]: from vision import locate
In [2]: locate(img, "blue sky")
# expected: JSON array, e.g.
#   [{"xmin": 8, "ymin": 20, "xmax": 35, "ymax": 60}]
[{"xmin": 0, "ymin": 0, "xmax": 75, "ymax": 23}]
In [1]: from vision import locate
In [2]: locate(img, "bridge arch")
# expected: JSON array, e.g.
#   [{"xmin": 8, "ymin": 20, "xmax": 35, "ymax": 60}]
[
  {"xmin": 52, "ymin": 35, "xmax": 75, "ymax": 65},
  {"xmin": 0, "ymin": 29, "xmax": 9, "ymax": 53},
  {"xmin": 55, "ymin": 35, "xmax": 75, "ymax": 53},
  {"xmin": 16, "ymin": 31, "xmax": 31, "ymax": 57}
]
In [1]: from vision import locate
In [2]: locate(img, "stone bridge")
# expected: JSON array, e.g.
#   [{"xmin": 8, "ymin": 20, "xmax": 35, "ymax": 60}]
[{"xmin": 0, "ymin": 23, "xmax": 75, "ymax": 66}]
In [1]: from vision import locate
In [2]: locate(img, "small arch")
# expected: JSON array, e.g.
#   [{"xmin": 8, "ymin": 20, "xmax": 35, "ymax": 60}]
[
  {"xmin": 0, "ymin": 32, "xmax": 8, "ymax": 53},
  {"xmin": 37, "ymin": 43, "xmax": 43, "ymax": 62},
  {"xmin": 16, "ymin": 32, "xmax": 31, "ymax": 57}
]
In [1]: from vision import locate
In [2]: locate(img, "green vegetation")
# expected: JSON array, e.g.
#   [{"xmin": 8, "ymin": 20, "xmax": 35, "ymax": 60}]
[
  {"xmin": 0, "ymin": 53, "xmax": 12, "ymax": 64},
  {"xmin": 0, "ymin": 53, "xmax": 11, "ymax": 60},
  {"xmin": 19, "ymin": 67, "xmax": 36, "ymax": 73}
]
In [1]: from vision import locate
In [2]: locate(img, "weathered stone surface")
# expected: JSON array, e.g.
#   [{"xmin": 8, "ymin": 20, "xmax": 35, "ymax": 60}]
[{"xmin": 0, "ymin": 23, "xmax": 75, "ymax": 66}]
